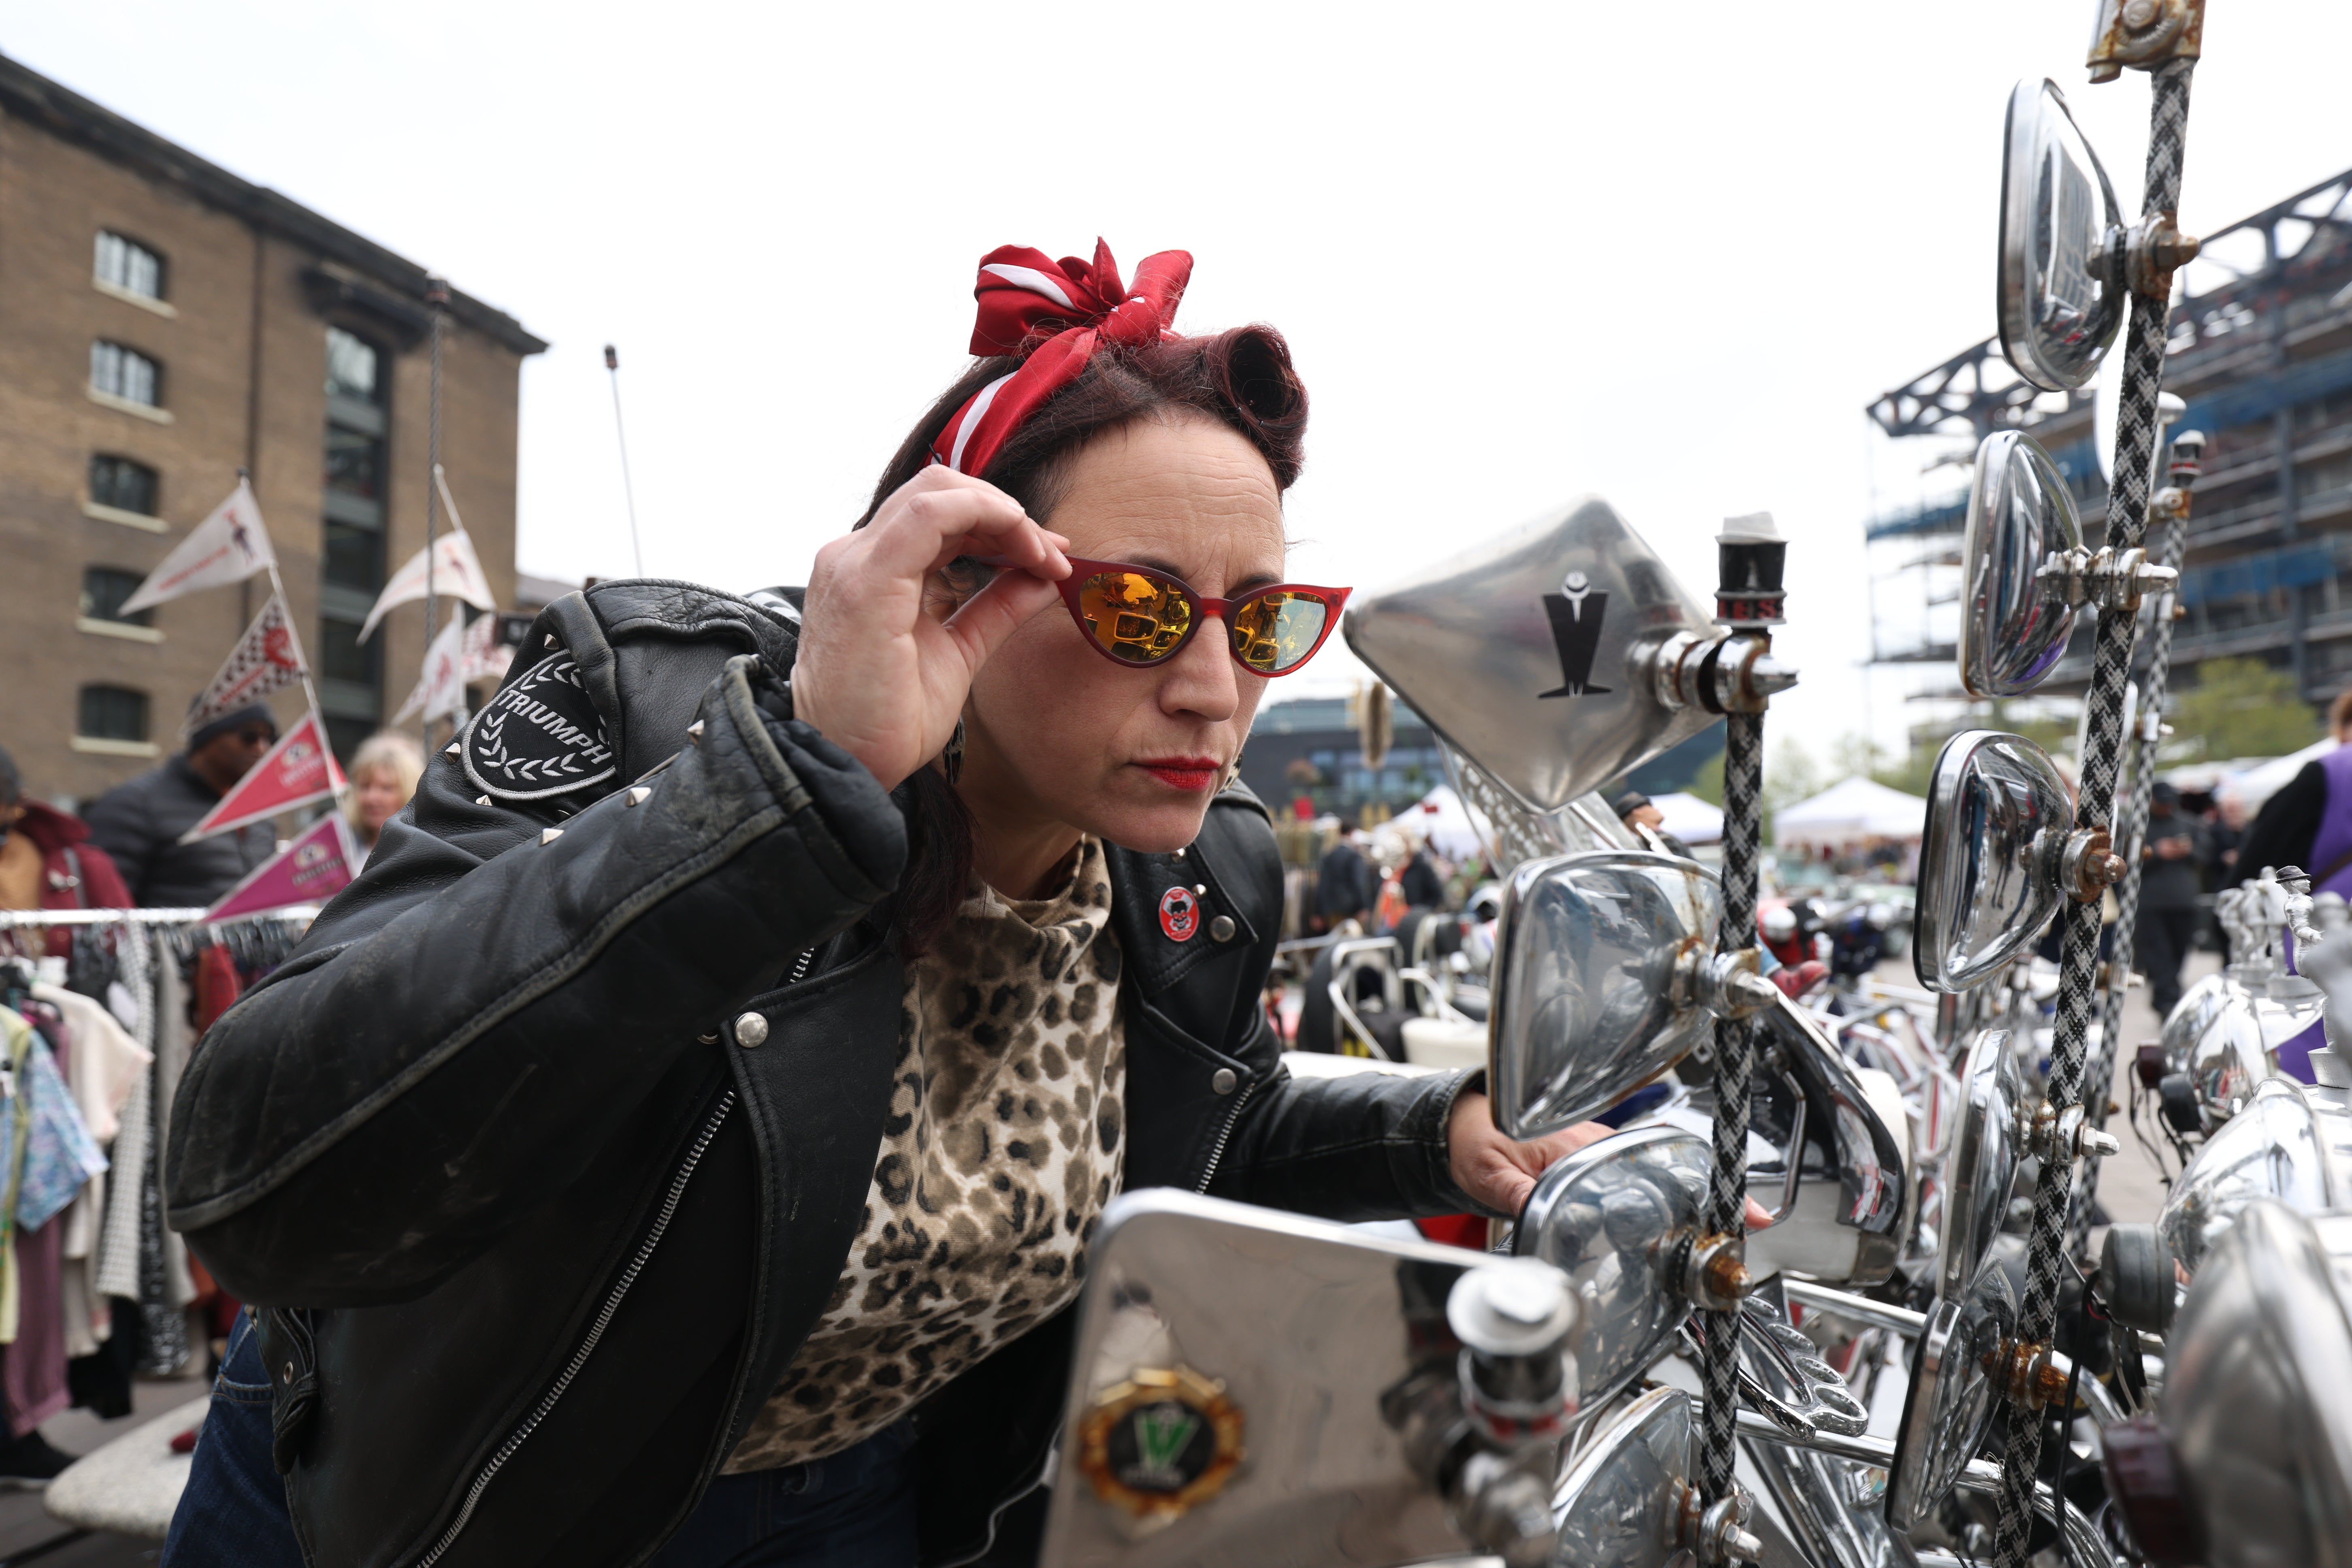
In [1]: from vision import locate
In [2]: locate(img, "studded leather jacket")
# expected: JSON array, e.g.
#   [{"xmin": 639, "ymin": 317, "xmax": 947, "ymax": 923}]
[{"xmin": 164, "ymin": 580, "xmax": 1480, "ymax": 1568}]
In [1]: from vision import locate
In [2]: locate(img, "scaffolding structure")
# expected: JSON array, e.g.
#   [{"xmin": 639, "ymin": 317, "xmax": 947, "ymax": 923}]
[{"xmin": 1867, "ymin": 165, "xmax": 2352, "ymax": 730}]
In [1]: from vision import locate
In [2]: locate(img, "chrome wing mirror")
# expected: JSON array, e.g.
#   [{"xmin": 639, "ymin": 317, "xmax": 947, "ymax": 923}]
[
  {"xmin": 1997, "ymin": 78, "xmax": 2126, "ymax": 392},
  {"xmin": 1344, "ymin": 499, "xmax": 1764, "ymax": 817},
  {"xmin": 1914, "ymin": 730, "xmax": 2127, "ymax": 993},
  {"xmin": 1939, "ymin": 1027, "xmax": 2026, "ymax": 1300},
  {"xmin": 2156, "ymin": 1076, "xmax": 2346, "ymax": 1278},
  {"xmin": 1886, "ymin": 1253, "xmax": 2018, "ymax": 1531},
  {"xmin": 1486, "ymin": 850, "xmax": 1750, "ymax": 1139},
  {"xmin": 1551, "ymin": 1386, "xmax": 1763, "ymax": 1568},
  {"xmin": 1958, "ymin": 432, "xmax": 2085, "ymax": 699}
]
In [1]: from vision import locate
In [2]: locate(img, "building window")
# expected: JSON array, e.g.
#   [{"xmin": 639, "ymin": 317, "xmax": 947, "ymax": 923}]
[
  {"xmin": 79, "ymin": 567, "xmax": 154, "ymax": 628},
  {"xmin": 323, "ymin": 521, "xmax": 384, "ymax": 594},
  {"xmin": 89, "ymin": 454, "xmax": 160, "ymax": 516},
  {"xmin": 318, "ymin": 616, "xmax": 379, "ymax": 687},
  {"xmin": 326, "ymin": 327, "xmax": 379, "ymax": 403},
  {"xmin": 90, "ymin": 341, "xmax": 160, "ymax": 407},
  {"xmin": 94, "ymin": 232, "xmax": 165, "ymax": 300},
  {"xmin": 325, "ymin": 425, "xmax": 383, "ymax": 500},
  {"xmin": 77, "ymin": 685, "xmax": 149, "ymax": 744}
]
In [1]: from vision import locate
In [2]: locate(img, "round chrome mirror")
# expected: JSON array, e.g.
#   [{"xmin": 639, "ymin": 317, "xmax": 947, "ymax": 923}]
[
  {"xmin": 2109, "ymin": 1202, "xmax": 2352, "ymax": 1568},
  {"xmin": 1998, "ymin": 77, "xmax": 2126, "ymax": 393},
  {"xmin": 1941, "ymin": 1028, "xmax": 2024, "ymax": 1300},
  {"xmin": 1913, "ymin": 731, "xmax": 2075, "ymax": 993},
  {"xmin": 1513, "ymin": 1127, "xmax": 1708, "ymax": 1409},
  {"xmin": 1343, "ymin": 499, "xmax": 1721, "ymax": 817},
  {"xmin": 1887, "ymin": 1252, "xmax": 2016, "ymax": 1531},
  {"xmin": 1487, "ymin": 850, "xmax": 1723, "ymax": 1139},
  {"xmin": 2158, "ymin": 1076, "xmax": 2342, "ymax": 1278},
  {"xmin": 1550, "ymin": 1385, "xmax": 1698, "ymax": 1568},
  {"xmin": 1958, "ymin": 432, "xmax": 2085, "ymax": 700}
]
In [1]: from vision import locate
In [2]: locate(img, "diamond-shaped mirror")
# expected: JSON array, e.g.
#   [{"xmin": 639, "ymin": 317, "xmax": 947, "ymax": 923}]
[
  {"xmin": 1941, "ymin": 1028, "xmax": 2025, "ymax": 1300},
  {"xmin": 1488, "ymin": 850, "xmax": 1722, "ymax": 1139},
  {"xmin": 1512, "ymin": 1127, "xmax": 1708, "ymax": 1409},
  {"xmin": 1959, "ymin": 432, "xmax": 2085, "ymax": 700},
  {"xmin": 1915, "ymin": 731, "xmax": 2075, "ymax": 993},
  {"xmin": 1887, "ymin": 1252, "xmax": 2016, "ymax": 1531},
  {"xmin": 1550, "ymin": 1385, "xmax": 1700, "ymax": 1568},
  {"xmin": 1998, "ymin": 77, "xmax": 2126, "ymax": 392},
  {"xmin": 1343, "ymin": 499, "xmax": 1721, "ymax": 816}
]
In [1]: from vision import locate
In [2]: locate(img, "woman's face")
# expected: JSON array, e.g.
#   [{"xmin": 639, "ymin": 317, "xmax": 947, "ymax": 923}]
[
  {"xmin": 961, "ymin": 414, "xmax": 1287, "ymax": 855},
  {"xmin": 354, "ymin": 768, "xmax": 408, "ymax": 832}
]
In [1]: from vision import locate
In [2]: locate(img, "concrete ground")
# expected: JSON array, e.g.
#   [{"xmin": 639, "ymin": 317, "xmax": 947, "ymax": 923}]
[{"xmin": 0, "ymin": 1371, "xmax": 206, "ymax": 1567}]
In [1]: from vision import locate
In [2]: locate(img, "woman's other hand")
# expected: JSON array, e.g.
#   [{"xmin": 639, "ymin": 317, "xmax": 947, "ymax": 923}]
[
  {"xmin": 791, "ymin": 467, "xmax": 1071, "ymax": 791},
  {"xmin": 1446, "ymin": 1091, "xmax": 1777, "ymax": 1229}
]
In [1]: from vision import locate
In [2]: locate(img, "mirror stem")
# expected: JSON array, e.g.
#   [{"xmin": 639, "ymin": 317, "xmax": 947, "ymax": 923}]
[{"xmin": 1993, "ymin": 54, "xmax": 2198, "ymax": 1568}]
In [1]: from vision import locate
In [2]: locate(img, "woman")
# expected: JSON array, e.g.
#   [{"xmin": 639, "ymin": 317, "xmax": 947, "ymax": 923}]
[
  {"xmin": 0, "ymin": 745, "xmax": 133, "ymax": 944},
  {"xmin": 161, "ymin": 242, "xmax": 1615, "ymax": 1568},
  {"xmin": 343, "ymin": 731, "xmax": 425, "ymax": 861}
]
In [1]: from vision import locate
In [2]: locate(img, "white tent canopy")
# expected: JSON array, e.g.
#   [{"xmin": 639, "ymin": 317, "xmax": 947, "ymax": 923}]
[
  {"xmin": 1650, "ymin": 791, "xmax": 1724, "ymax": 846},
  {"xmin": 1774, "ymin": 776, "xmax": 1926, "ymax": 848}
]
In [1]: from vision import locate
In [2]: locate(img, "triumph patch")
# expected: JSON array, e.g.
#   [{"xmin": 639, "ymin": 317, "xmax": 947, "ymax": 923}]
[{"xmin": 462, "ymin": 654, "xmax": 618, "ymax": 801}]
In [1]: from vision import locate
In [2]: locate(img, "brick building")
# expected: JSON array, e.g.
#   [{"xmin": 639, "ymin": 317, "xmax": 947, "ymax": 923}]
[{"xmin": 0, "ymin": 53, "xmax": 545, "ymax": 809}]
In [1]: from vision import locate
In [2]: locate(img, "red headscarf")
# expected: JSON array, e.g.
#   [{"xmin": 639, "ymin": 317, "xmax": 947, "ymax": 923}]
[{"xmin": 931, "ymin": 239, "xmax": 1193, "ymax": 478}]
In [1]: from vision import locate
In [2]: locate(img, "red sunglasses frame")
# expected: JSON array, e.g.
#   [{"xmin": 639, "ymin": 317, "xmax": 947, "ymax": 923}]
[{"xmin": 1052, "ymin": 557, "xmax": 1352, "ymax": 676}]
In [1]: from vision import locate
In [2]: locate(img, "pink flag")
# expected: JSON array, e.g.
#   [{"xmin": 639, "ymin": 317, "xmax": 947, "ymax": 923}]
[
  {"xmin": 187, "ymin": 592, "xmax": 305, "ymax": 735},
  {"xmin": 204, "ymin": 812, "xmax": 358, "ymax": 922},
  {"xmin": 180, "ymin": 712, "xmax": 347, "ymax": 843}
]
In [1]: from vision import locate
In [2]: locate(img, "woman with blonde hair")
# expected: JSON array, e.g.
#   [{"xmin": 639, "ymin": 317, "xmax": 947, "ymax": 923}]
[{"xmin": 343, "ymin": 731, "xmax": 424, "ymax": 859}]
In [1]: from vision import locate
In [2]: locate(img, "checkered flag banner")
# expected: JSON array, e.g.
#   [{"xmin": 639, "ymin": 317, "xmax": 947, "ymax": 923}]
[{"xmin": 185, "ymin": 591, "xmax": 304, "ymax": 735}]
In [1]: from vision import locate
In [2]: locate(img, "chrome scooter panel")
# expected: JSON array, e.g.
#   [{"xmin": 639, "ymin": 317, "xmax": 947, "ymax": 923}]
[{"xmin": 1037, "ymin": 1191, "xmax": 1500, "ymax": 1568}]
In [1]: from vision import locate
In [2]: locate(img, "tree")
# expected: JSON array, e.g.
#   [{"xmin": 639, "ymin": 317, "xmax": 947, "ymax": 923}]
[{"xmin": 2170, "ymin": 658, "xmax": 2318, "ymax": 763}]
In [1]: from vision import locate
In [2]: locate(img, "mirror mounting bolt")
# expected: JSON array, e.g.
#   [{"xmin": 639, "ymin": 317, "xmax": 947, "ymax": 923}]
[
  {"xmin": 2126, "ymin": 211, "xmax": 2202, "ymax": 300},
  {"xmin": 1679, "ymin": 946, "xmax": 1779, "ymax": 1020},
  {"xmin": 1706, "ymin": 635, "xmax": 1796, "ymax": 716},
  {"xmin": 1681, "ymin": 1232, "xmax": 1752, "ymax": 1311},
  {"xmin": 2040, "ymin": 545, "xmax": 2179, "ymax": 612},
  {"xmin": 1673, "ymin": 1481, "xmax": 1764, "ymax": 1565},
  {"xmin": 1990, "ymin": 1339, "xmax": 2073, "ymax": 1410},
  {"xmin": 2086, "ymin": 0, "xmax": 2204, "ymax": 81},
  {"xmin": 2030, "ymin": 1101, "xmax": 2122, "ymax": 1162},
  {"xmin": 2062, "ymin": 827, "xmax": 2128, "ymax": 902}
]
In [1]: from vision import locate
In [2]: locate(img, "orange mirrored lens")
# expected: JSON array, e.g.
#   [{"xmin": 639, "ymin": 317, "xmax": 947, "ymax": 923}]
[
  {"xmin": 1076, "ymin": 571, "xmax": 1194, "ymax": 664},
  {"xmin": 1229, "ymin": 591, "xmax": 1330, "ymax": 673}
]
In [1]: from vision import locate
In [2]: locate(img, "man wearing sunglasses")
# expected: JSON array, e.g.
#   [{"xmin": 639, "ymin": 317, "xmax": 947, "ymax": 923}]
[{"xmin": 83, "ymin": 701, "xmax": 278, "ymax": 908}]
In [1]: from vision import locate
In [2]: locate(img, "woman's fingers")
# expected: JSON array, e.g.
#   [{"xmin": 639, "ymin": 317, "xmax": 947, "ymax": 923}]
[
  {"xmin": 862, "ymin": 469, "xmax": 1068, "ymax": 583},
  {"xmin": 937, "ymin": 569, "xmax": 1062, "ymax": 671}
]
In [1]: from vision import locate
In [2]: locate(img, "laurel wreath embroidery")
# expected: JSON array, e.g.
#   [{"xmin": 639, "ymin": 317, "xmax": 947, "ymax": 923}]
[{"xmin": 468, "ymin": 655, "xmax": 613, "ymax": 787}]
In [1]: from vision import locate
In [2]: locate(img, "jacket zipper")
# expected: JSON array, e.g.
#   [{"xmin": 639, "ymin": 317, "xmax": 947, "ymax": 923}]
[
  {"xmin": 1193, "ymin": 1078, "xmax": 1257, "ymax": 1193},
  {"xmin": 411, "ymin": 1089, "xmax": 737, "ymax": 1568},
  {"xmin": 784, "ymin": 947, "xmax": 816, "ymax": 987}
]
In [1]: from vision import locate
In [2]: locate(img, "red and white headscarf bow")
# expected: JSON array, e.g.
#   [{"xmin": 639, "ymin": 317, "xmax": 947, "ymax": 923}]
[{"xmin": 931, "ymin": 239, "xmax": 1193, "ymax": 477}]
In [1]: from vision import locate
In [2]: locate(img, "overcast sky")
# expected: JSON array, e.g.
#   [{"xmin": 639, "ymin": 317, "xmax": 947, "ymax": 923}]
[{"xmin": 8, "ymin": 2, "xmax": 2348, "ymax": 773}]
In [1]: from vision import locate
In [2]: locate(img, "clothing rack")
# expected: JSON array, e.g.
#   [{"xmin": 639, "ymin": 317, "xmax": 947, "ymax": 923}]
[{"xmin": 0, "ymin": 908, "xmax": 320, "ymax": 929}]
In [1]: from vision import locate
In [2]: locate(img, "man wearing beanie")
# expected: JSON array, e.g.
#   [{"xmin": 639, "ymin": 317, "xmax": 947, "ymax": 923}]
[{"xmin": 83, "ymin": 702, "xmax": 279, "ymax": 908}]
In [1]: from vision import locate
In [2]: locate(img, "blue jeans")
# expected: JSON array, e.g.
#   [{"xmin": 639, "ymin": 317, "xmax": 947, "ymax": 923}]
[{"xmin": 163, "ymin": 1313, "xmax": 918, "ymax": 1568}]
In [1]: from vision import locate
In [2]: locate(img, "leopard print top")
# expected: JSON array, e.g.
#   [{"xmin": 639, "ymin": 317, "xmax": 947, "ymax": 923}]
[{"xmin": 723, "ymin": 836, "xmax": 1125, "ymax": 1472}]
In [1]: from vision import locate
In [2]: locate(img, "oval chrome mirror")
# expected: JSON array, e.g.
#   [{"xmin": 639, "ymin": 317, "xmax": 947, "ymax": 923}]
[
  {"xmin": 1941, "ymin": 1028, "xmax": 2024, "ymax": 1300},
  {"xmin": 1550, "ymin": 1385, "xmax": 1699, "ymax": 1568},
  {"xmin": 1914, "ymin": 731, "xmax": 2074, "ymax": 993},
  {"xmin": 1998, "ymin": 77, "xmax": 2126, "ymax": 393},
  {"xmin": 2110, "ymin": 1202, "xmax": 2352, "ymax": 1568},
  {"xmin": 1344, "ymin": 499, "xmax": 1722, "ymax": 817},
  {"xmin": 1488, "ymin": 850, "xmax": 1723, "ymax": 1139},
  {"xmin": 1513, "ymin": 1127, "xmax": 1709, "ymax": 1409},
  {"xmin": 1887, "ymin": 1253, "xmax": 2016, "ymax": 1532},
  {"xmin": 2158, "ymin": 1077, "xmax": 2343, "ymax": 1278},
  {"xmin": 1958, "ymin": 432, "xmax": 2085, "ymax": 700}
]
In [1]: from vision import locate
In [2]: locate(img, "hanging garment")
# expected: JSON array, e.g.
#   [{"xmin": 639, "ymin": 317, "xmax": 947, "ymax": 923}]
[
  {"xmin": 192, "ymin": 944, "xmax": 241, "ymax": 1035},
  {"xmin": 34, "ymin": 982, "xmax": 148, "ymax": 1360}
]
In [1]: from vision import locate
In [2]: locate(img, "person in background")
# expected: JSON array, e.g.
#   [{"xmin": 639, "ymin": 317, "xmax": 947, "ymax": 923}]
[
  {"xmin": 1399, "ymin": 828, "xmax": 1447, "ymax": 909},
  {"xmin": 1314, "ymin": 816, "xmax": 1372, "ymax": 932},
  {"xmin": 2136, "ymin": 782, "xmax": 2205, "ymax": 1015},
  {"xmin": 0, "ymin": 745, "xmax": 134, "ymax": 941},
  {"xmin": 343, "ymin": 732, "xmax": 425, "ymax": 862},
  {"xmin": 83, "ymin": 703, "xmax": 277, "ymax": 908},
  {"xmin": 2235, "ymin": 690, "xmax": 2352, "ymax": 910},
  {"xmin": 1612, "ymin": 787, "xmax": 1692, "ymax": 858}
]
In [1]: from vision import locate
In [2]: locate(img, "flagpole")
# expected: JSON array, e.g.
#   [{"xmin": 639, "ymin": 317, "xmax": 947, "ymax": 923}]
[
  {"xmin": 422, "ymin": 275, "xmax": 449, "ymax": 746},
  {"xmin": 432, "ymin": 464, "xmax": 474, "ymax": 731},
  {"xmin": 604, "ymin": 345, "xmax": 645, "ymax": 576}
]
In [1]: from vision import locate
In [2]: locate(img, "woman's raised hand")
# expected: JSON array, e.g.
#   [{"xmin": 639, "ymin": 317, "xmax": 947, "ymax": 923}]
[{"xmin": 790, "ymin": 467, "xmax": 1071, "ymax": 792}]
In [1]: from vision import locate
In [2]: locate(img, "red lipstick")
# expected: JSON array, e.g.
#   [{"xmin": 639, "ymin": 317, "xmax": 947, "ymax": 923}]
[{"xmin": 1136, "ymin": 756, "xmax": 1222, "ymax": 792}]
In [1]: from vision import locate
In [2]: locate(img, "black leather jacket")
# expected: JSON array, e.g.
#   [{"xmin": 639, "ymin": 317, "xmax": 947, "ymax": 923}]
[{"xmin": 166, "ymin": 581, "xmax": 1479, "ymax": 1568}]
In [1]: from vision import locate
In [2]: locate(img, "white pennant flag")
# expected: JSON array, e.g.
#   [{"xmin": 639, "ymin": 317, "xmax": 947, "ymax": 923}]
[
  {"xmin": 460, "ymin": 610, "xmax": 515, "ymax": 686},
  {"xmin": 359, "ymin": 529, "xmax": 495, "ymax": 643},
  {"xmin": 121, "ymin": 480, "xmax": 276, "ymax": 615},
  {"xmin": 185, "ymin": 592, "xmax": 306, "ymax": 734},
  {"xmin": 393, "ymin": 612, "xmax": 472, "ymax": 724}
]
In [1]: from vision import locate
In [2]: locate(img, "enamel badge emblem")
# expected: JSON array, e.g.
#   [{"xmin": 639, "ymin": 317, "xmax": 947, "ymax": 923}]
[
  {"xmin": 1076, "ymin": 1365, "xmax": 1244, "ymax": 1523},
  {"xmin": 1158, "ymin": 886, "xmax": 1199, "ymax": 942}
]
